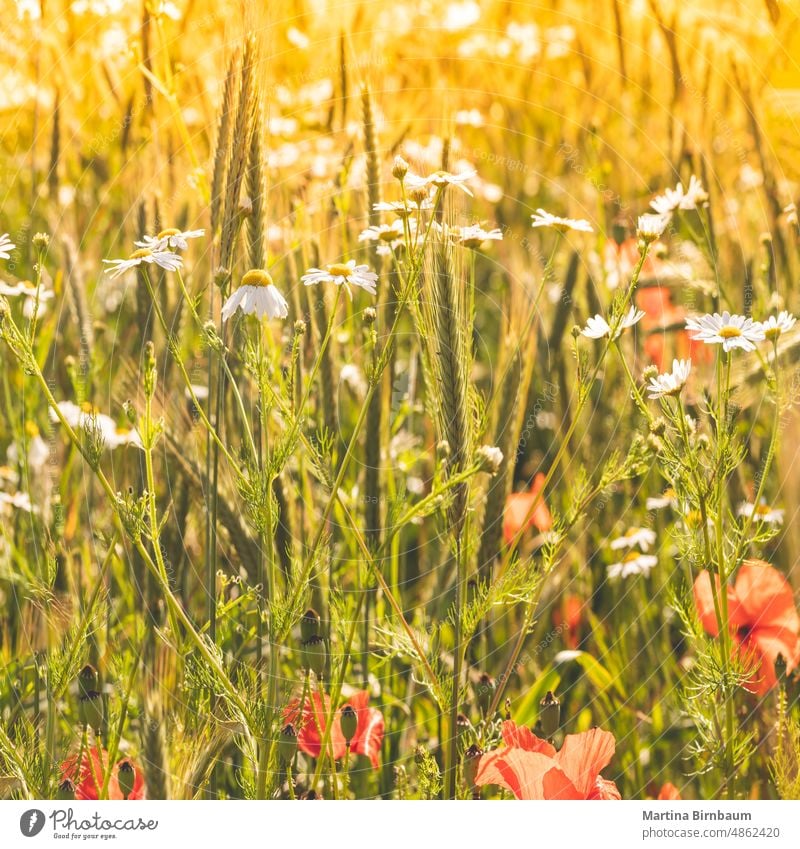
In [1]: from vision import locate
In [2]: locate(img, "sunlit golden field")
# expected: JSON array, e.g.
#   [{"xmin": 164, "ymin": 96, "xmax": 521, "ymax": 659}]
[{"xmin": 3, "ymin": 0, "xmax": 800, "ymax": 803}]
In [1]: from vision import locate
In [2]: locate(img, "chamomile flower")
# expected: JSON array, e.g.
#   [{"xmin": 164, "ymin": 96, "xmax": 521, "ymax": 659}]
[
  {"xmin": 650, "ymin": 175, "xmax": 707, "ymax": 216},
  {"xmin": 404, "ymin": 169, "xmax": 476, "ymax": 196},
  {"xmin": 0, "ymin": 280, "xmax": 54, "ymax": 318},
  {"xmin": 301, "ymin": 260, "xmax": 378, "ymax": 298},
  {"xmin": 372, "ymin": 200, "xmax": 433, "ymax": 217},
  {"xmin": 358, "ymin": 220, "xmax": 409, "ymax": 255},
  {"xmin": 637, "ymin": 213, "xmax": 669, "ymax": 243},
  {"xmin": 530, "ymin": 209, "xmax": 593, "ymax": 233},
  {"xmin": 685, "ymin": 311, "xmax": 765, "ymax": 353},
  {"xmin": 0, "ymin": 490, "xmax": 37, "ymax": 513},
  {"xmin": 221, "ymin": 269, "xmax": 289, "ymax": 322},
  {"xmin": 135, "ymin": 228, "xmax": 205, "ymax": 252},
  {"xmin": 50, "ymin": 402, "xmax": 143, "ymax": 450},
  {"xmin": 581, "ymin": 305, "xmax": 645, "ymax": 340},
  {"xmin": 760, "ymin": 311, "xmax": 796, "ymax": 342},
  {"xmin": 609, "ymin": 527, "xmax": 657, "ymax": 551},
  {"xmin": 607, "ymin": 551, "xmax": 657, "ymax": 579},
  {"xmin": 737, "ymin": 500, "xmax": 784, "ymax": 525},
  {"xmin": 103, "ymin": 248, "xmax": 183, "ymax": 279},
  {"xmin": 646, "ymin": 359, "xmax": 691, "ymax": 399},
  {"xmin": 455, "ymin": 225, "xmax": 504, "ymax": 249},
  {"xmin": 646, "ymin": 489, "xmax": 678, "ymax": 511},
  {"xmin": 0, "ymin": 233, "xmax": 15, "ymax": 259}
]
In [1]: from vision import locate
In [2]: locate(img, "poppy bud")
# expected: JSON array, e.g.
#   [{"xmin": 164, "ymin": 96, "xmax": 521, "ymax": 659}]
[
  {"xmin": 775, "ymin": 653, "xmax": 788, "ymax": 687},
  {"xmin": 463, "ymin": 744, "xmax": 483, "ymax": 796},
  {"xmin": 78, "ymin": 664, "xmax": 98, "ymax": 698},
  {"xmin": 78, "ymin": 691, "xmax": 104, "ymax": 731},
  {"xmin": 300, "ymin": 608, "xmax": 321, "ymax": 643},
  {"xmin": 279, "ymin": 724, "xmax": 298, "ymax": 765},
  {"xmin": 341, "ymin": 704, "xmax": 358, "ymax": 744},
  {"xmin": 117, "ymin": 760, "xmax": 136, "ymax": 800},
  {"xmin": 300, "ymin": 635, "xmax": 327, "ymax": 676},
  {"xmin": 57, "ymin": 778, "xmax": 75, "ymax": 800},
  {"xmin": 475, "ymin": 673, "xmax": 494, "ymax": 717},
  {"xmin": 504, "ymin": 698, "xmax": 512, "ymax": 721},
  {"xmin": 456, "ymin": 713, "xmax": 471, "ymax": 742},
  {"xmin": 539, "ymin": 691, "xmax": 560, "ymax": 739}
]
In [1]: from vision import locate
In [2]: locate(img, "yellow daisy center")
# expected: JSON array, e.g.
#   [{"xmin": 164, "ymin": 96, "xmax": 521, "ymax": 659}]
[
  {"xmin": 718, "ymin": 325, "xmax": 741, "ymax": 339},
  {"xmin": 157, "ymin": 228, "xmax": 180, "ymax": 239},
  {"xmin": 130, "ymin": 248, "xmax": 152, "ymax": 260},
  {"xmin": 241, "ymin": 268, "xmax": 274, "ymax": 288},
  {"xmin": 623, "ymin": 552, "xmax": 641, "ymax": 563},
  {"xmin": 80, "ymin": 402, "xmax": 100, "ymax": 414},
  {"xmin": 755, "ymin": 503, "xmax": 771, "ymax": 516},
  {"xmin": 24, "ymin": 421, "xmax": 39, "ymax": 437},
  {"xmin": 327, "ymin": 263, "xmax": 352, "ymax": 277}
]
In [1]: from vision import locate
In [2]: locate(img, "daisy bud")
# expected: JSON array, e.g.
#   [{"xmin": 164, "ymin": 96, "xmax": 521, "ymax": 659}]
[
  {"xmin": 33, "ymin": 232, "xmax": 50, "ymax": 252},
  {"xmin": 463, "ymin": 744, "xmax": 483, "ymax": 795},
  {"xmin": 646, "ymin": 433, "xmax": 663, "ymax": 454},
  {"xmin": 475, "ymin": 445, "xmax": 503, "ymax": 475},
  {"xmin": 538, "ymin": 691, "xmax": 561, "ymax": 739},
  {"xmin": 362, "ymin": 307, "xmax": 377, "ymax": 325},
  {"xmin": 696, "ymin": 434, "xmax": 710, "ymax": 452},
  {"xmin": 649, "ymin": 417, "xmax": 667, "ymax": 436},
  {"xmin": 340, "ymin": 704, "xmax": 358, "ymax": 744},
  {"xmin": 79, "ymin": 690, "xmax": 104, "ymax": 731},
  {"xmin": 294, "ymin": 319, "xmax": 307, "ymax": 336},
  {"xmin": 571, "ymin": 325, "xmax": 581, "ymax": 339},
  {"xmin": 642, "ymin": 365, "xmax": 659, "ymax": 381},
  {"xmin": 57, "ymin": 778, "xmax": 76, "ymax": 800},
  {"xmin": 300, "ymin": 608, "xmax": 322, "ymax": 642},
  {"xmin": 392, "ymin": 156, "xmax": 409, "ymax": 180},
  {"xmin": 279, "ymin": 724, "xmax": 298, "ymax": 764},
  {"xmin": 436, "ymin": 440, "xmax": 451, "ymax": 460},
  {"xmin": 760, "ymin": 231, "xmax": 773, "ymax": 246},
  {"xmin": 300, "ymin": 635, "xmax": 327, "ymax": 676},
  {"xmin": 214, "ymin": 267, "xmax": 231, "ymax": 288},
  {"xmin": 123, "ymin": 400, "xmax": 137, "ymax": 426},
  {"xmin": 117, "ymin": 760, "xmax": 136, "ymax": 800},
  {"xmin": 475, "ymin": 673, "xmax": 495, "ymax": 717},
  {"xmin": 409, "ymin": 186, "xmax": 429, "ymax": 206}
]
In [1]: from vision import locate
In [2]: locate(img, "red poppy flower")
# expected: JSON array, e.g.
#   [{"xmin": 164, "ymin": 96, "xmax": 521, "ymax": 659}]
[
  {"xmin": 475, "ymin": 720, "xmax": 620, "ymax": 800},
  {"xmin": 283, "ymin": 689, "xmax": 384, "ymax": 768},
  {"xmin": 553, "ymin": 595, "xmax": 584, "ymax": 649},
  {"xmin": 503, "ymin": 473, "xmax": 552, "ymax": 545},
  {"xmin": 637, "ymin": 285, "xmax": 713, "ymax": 372},
  {"xmin": 658, "ymin": 782, "xmax": 682, "ymax": 800},
  {"xmin": 60, "ymin": 745, "xmax": 146, "ymax": 800},
  {"xmin": 693, "ymin": 560, "xmax": 800, "ymax": 695}
]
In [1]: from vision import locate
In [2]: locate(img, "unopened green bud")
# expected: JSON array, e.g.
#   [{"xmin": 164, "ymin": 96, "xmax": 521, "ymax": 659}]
[
  {"xmin": 78, "ymin": 691, "xmax": 104, "ymax": 730},
  {"xmin": 78, "ymin": 664, "xmax": 99, "ymax": 698},
  {"xmin": 475, "ymin": 673, "xmax": 494, "ymax": 717},
  {"xmin": 300, "ymin": 608, "xmax": 321, "ymax": 642},
  {"xmin": 539, "ymin": 691, "xmax": 561, "ymax": 739},
  {"xmin": 300, "ymin": 635, "xmax": 327, "ymax": 676},
  {"xmin": 143, "ymin": 341, "xmax": 156, "ymax": 398},
  {"xmin": 117, "ymin": 760, "xmax": 136, "ymax": 800},
  {"xmin": 642, "ymin": 365, "xmax": 659, "ymax": 381},
  {"xmin": 463, "ymin": 744, "xmax": 483, "ymax": 795},
  {"xmin": 33, "ymin": 232, "xmax": 50, "ymax": 253},
  {"xmin": 294, "ymin": 319, "xmax": 307, "ymax": 336},
  {"xmin": 392, "ymin": 155, "xmax": 409, "ymax": 181},
  {"xmin": 341, "ymin": 704, "xmax": 358, "ymax": 744},
  {"xmin": 57, "ymin": 778, "xmax": 75, "ymax": 800},
  {"xmin": 649, "ymin": 417, "xmax": 667, "ymax": 437},
  {"xmin": 362, "ymin": 307, "xmax": 377, "ymax": 325},
  {"xmin": 279, "ymin": 724, "xmax": 298, "ymax": 764}
]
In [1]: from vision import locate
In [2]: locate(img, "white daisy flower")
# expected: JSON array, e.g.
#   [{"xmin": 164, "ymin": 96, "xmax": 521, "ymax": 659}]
[
  {"xmin": 737, "ymin": 500, "xmax": 784, "ymax": 525},
  {"xmin": 609, "ymin": 526, "xmax": 657, "ymax": 551},
  {"xmin": 0, "ymin": 280, "xmax": 55, "ymax": 319},
  {"xmin": 103, "ymin": 248, "xmax": 183, "ymax": 279},
  {"xmin": 636, "ymin": 213, "xmax": 669, "ymax": 242},
  {"xmin": 531, "ymin": 208, "xmax": 593, "ymax": 233},
  {"xmin": 404, "ymin": 169, "xmax": 476, "ymax": 196},
  {"xmin": 373, "ymin": 200, "xmax": 433, "ymax": 217},
  {"xmin": 6, "ymin": 428, "xmax": 49, "ymax": 476},
  {"xmin": 358, "ymin": 220, "xmax": 409, "ymax": 255},
  {"xmin": 221, "ymin": 269, "xmax": 289, "ymax": 322},
  {"xmin": 646, "ymin": 359, "xmax": 691, "ymax": 399},
  {"xmin": 0, "ymin": 490, "xmax": 37, "ymax": 514},
  {"xmin": 50, "ymin": 402, "xmax": 143, "ymax": 450},
  {"xmin": 608, "ymin": 552, "xmax": 658, "ymax": 579},
  {"xmin": 581, "ymin": 305, "xmax": 645, "ymax": 340},
  {"xmin": 135, "ymin": 227, "xmax": 205, "ymax": 252},
  {"xmin": 646, "ymin": 489, "xmax": 678, "ymax": 511},
  {"xmin": 301, "ymin": 259, "xmax": 378, "ymax": 298},
  {"xmin": 455, "ymin": 225, "xmax": 504, "ymax": 249},
  {"xmin": 761, "ymin": 311, "xmax": 796, "ymax": 342},
  {"xmin": 0, "ymin": 233, "xmax": 15, "ymax": 260},
  {"xmin": 685, "ymin": 311, "xmax": 765, "ymax": 353},
  {"xmin": 650, "ymin": 175, "xmax": 707, "ymax": 216}
]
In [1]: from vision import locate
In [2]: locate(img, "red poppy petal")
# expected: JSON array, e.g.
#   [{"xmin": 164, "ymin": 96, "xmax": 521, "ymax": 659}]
[
  {"xmin": 555, "ymin": 729, "xmax": 615, "ymax": 798},
  {"xmin": 735, "ymin": 562, "xmax": 800, "ymax": 634},
  {"xmin": 658, "ymin": 782, "xmax": 682, "ymax": 800},
  {"xmin": 500, "ymin": 720, "xmax": 556, "ymax": 756},
  {"xmin": 588, "ymin": 777, "xmax": 622, "ymax": 800},
  {"xmin": 476, "ymin": 749, "xmax": 560, "ymax": 800}
]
